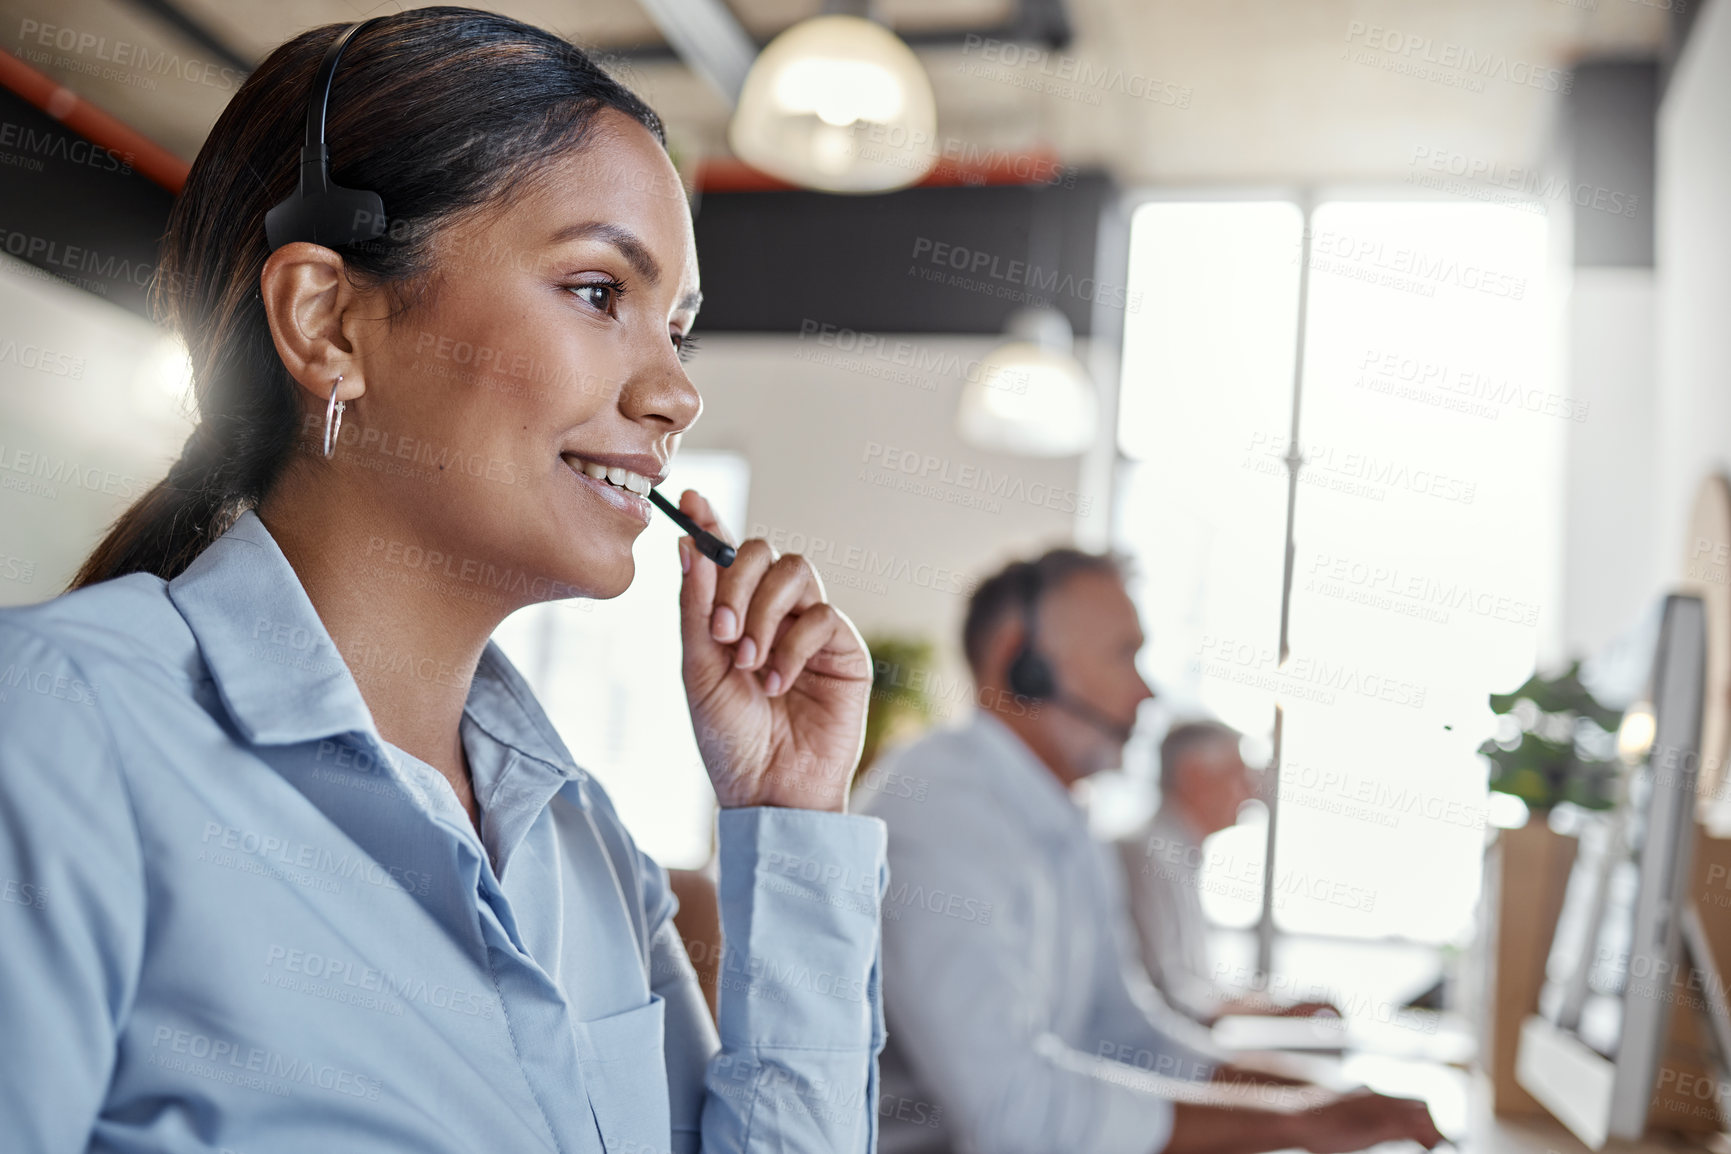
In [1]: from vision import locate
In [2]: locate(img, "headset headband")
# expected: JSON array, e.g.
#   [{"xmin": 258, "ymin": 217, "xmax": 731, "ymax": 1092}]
[
  {"xmin": 263, "ymin": 18, "xmax": 390, "ymax": 250},
  {"xmin": 1007, "ymin": 559, "xmax": 1057, "ymax": 700}
]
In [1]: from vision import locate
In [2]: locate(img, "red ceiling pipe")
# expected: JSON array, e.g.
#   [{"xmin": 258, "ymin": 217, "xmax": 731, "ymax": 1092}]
[
  {"xmin": 0, "ymin": 47, "xmax": 189, "ymax": 194},
  {"xmin": 0, "ymin": 45, "xmax": 1070, "ymax": 201},
  {"xmin": 695, "ymin": 148, "xmax": 1075, "ymax": 194}
]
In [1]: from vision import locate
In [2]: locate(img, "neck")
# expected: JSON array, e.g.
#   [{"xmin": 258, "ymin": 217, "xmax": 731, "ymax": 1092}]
[
  {"xmin": 983, "ymin": 684, "xmax": 1082, "ymax": 789},
  {"xmin": 1165, "ymin": 797, "xmax": 1209, "ymax": 840},
  {"xmin": 257, "ymin": 468, "xmax": 522, "ymax": 820}
]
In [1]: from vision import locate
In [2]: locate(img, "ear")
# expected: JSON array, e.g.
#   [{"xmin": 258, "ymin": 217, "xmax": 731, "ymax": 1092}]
[
  {"xmin": 259, "ymin": 243, "xmax": 369, "ymax": 411},
  {"xmin": 982, "ymin": 614, "xmax": 1029, "ymax": 687}
]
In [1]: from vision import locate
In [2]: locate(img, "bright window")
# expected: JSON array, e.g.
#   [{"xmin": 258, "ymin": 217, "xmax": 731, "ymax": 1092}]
[{"xmin": 1115, "ymin": 198, "xmax": 1561, "ymax": 944}]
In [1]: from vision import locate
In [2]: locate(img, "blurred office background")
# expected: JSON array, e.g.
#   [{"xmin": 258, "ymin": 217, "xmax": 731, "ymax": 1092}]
[{"xmin": 1, "ymin": 0, "xmax": 1725, "ymax": 1136}]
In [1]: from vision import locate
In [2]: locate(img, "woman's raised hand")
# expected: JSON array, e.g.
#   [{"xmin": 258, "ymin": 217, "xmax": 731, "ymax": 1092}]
[{"xmin": 675, "ymin": 489, "xmax": 872, "ymax": 812}]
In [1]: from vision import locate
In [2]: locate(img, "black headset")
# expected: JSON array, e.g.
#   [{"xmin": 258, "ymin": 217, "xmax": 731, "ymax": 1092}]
[
  {"xmin": 264, "ymin": 18, "xmax": 389, "ymax": 251},
  {"xmin": 1004, "ymin": 558, "xmax": 1141, "ymax": 743},
  {"xmin": 1007, "ymin": 562, "xmax": 1059, "ymax": 701}
]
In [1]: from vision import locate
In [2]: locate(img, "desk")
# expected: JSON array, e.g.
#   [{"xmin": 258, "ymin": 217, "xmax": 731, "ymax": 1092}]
[{"xmin": 1245, "ymin": 1048, "xmax": 1717, "ymax": 1154}]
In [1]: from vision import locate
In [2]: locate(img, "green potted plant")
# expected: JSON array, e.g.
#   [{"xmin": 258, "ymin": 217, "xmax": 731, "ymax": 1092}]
[
  {"xmin": 854, "ymin": 634, "xmax": 938, "ymax": 786},
  {"xmin": 1479, "ymin": 660, "xmax": 1624, "ymax": 811}
]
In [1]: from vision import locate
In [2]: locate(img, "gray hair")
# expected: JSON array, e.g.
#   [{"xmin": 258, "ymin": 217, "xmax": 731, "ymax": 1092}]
[{"xmin": 1158, "ymin": 719, "xmax": 1242, "ymax": 792}]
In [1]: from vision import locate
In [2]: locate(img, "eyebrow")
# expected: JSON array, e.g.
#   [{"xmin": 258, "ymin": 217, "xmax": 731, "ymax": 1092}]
[{"xmin": 548, "ymin": 220, "xmax": 703, "ymax": 314}]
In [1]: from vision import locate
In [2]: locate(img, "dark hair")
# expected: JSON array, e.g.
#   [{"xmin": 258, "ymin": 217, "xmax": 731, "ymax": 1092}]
[
  {"xmin": 69, "ymin": 7, "xmax": 667, "ymax": 591},
  {"xmin": 961, "ymin": 547, "xmax": 1131, "ymax": 677},
  {"xmin": 1158, "ymin": 720, "xmax": 1241, "ymax": 791}
]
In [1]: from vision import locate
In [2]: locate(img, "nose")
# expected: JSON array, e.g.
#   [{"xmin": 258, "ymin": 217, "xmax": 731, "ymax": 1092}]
[
  {"xmin": 1135, "ymin": 670, "xmax": 1156, "ymax": 705},
  {"xmin": 622, "ymin": 355, "xmax": 702, "ymax": 435}
]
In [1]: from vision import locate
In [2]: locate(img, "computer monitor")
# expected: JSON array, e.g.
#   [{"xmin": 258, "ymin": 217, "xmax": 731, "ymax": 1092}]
[{"xmin": 1517, "ymin": 593, "xmax": 1708, "ymax": 1148}]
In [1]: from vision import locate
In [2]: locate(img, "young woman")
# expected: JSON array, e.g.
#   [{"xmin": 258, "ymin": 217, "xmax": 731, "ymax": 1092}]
[{"xmin": 0, "ymin": 9, "xmax": 886, "ymax": 1152}]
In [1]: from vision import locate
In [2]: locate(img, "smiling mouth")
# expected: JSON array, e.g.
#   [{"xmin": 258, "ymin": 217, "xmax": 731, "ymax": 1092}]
[{"xmin": 561, "ymin": 454, "xmax": 656, "ymax": 497}]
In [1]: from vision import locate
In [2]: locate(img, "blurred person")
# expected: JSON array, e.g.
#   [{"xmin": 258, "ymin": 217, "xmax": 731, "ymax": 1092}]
[
  {"xmin": 0, "ymin": 10, "xmax": 889, "ymax": 1153},
  {"xmin": 1117, "ymin": 722, "xmax": 1341, "ymax": 1025},
  {"xmin": 857, "ymin": 549, "xmax": 1442, "ymax": 1154}
]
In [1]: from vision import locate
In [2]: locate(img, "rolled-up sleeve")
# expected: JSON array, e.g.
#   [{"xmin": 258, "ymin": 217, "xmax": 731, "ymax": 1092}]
[
  {"xmin": 680, "ymin": 806, "xmax": 887, "ymax": 1154},
  {"xmin": 0, "ymin": 623, "xmax": 145, "ymax": 1154}
]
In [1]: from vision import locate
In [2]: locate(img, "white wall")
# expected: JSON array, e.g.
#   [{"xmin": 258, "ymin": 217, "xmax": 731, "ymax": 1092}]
[
  {"xmin": 1654, "ymin": 0, "xmax": 1731, "ymax": 572},
  {"xmin": 679, "ymin": 332, "xmax": 1093, "ymax": 703},
  {"xmin": 0, "ymin": 253, "xmax": 192, "ymax": 605},
  {"xmin": 1561, "ymin": 267, "xmax": 1659, "ymax": 658},
  {"xmin": 1558, "ymin": 1, "xmax": 1729, "ymax": 665}
]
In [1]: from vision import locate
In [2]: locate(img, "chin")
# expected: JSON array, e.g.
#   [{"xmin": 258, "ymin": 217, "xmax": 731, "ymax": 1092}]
[
  {"xmin": 586, "ymin": 563, "xmax": 636, "ymax": 600},
  {"xmin": 547, "ymin": 547, "xmax": 636, "ymax": 602},
  {"xmin": 528, "ymin": 515, "xmax": 641, "ymax": 599}
]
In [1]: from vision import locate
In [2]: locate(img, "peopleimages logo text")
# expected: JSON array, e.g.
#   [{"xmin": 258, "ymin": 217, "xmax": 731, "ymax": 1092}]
[
  {"xmin": 1343, "ymin": 21, "xmax": 1573, "ymax": 93},
  {"xmin": 862, "ymin": 441, "xmax": 1092, "ymax": 515},
  {"xmin": 16, "ymin": 19, "xmax": 245, "ymax": 92},
  {"xmin": 909, "ymin": 238, "xmax": 1141, "ymax": 312}
]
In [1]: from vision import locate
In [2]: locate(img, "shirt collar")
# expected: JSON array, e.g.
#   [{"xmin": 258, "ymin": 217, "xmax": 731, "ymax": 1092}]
[
  {"xmin": 166, "ymin": 509, "xmax": 579, "ymax": 779},
  {"xmin": 964, "ymin": 707, "xmax": 1089, "ymax": 845}
]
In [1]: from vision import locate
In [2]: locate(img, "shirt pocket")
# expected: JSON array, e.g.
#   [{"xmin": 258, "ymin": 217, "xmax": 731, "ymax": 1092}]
[{"xmin": 573, "ymin": 994, "xmax": 673, "ymax": 1154}]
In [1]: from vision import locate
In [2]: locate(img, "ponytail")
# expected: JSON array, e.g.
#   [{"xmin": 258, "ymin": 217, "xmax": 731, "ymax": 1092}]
[{"xmin": 67, "ymin": 386, "xmax": 297, "ymax": 589}]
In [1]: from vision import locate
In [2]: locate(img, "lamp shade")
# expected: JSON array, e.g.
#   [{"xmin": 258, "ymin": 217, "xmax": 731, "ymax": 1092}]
[
  {"xmin": 727, "ymin": 15, "xmax": 937, "ymax": 193},
  {"xmin": 956, "ymin": 307, "xmax": 1098, "ymax": 457},
  {"xmin": 956, "ymin": 343, "xmax": 1097, "ymax": 457}
]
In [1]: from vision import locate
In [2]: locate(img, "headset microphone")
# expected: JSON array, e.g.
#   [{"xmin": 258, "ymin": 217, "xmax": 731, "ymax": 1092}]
[
  {"xmin": 1047, "ymin": 693, "xmax": 1138, "ymax": 744},
  {"xmin": 267, "ymin": 19, "xmax": 735, "ymax": 568},
  {"xmin": 648, "ymin": 490, "xmax": 737, "ymax": 568},
  {"xmin": 1005, "ymin": 562, "xmax": 1137, "ymax": 743}
]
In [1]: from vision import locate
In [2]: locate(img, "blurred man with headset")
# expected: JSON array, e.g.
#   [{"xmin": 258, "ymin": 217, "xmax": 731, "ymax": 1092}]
[{"xmin": 857, "ymin": 548, "xmax": 1441, "ymax": 1154}]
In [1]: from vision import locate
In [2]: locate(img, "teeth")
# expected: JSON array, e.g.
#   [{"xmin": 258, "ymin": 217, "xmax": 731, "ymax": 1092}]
[{"xmin": 567, "ymin": 455, "xmax": 653, "ymax": 497}]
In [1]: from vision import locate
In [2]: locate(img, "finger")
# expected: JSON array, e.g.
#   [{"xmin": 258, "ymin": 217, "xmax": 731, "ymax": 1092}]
[
  {"xmin": 677, "ymin": 492, "xmax": 728, "ymax": 673},
  {"xmin": 1410, "ymin": 1105, "xmax": 1444, "ymax": 1147},
  {"xmin": 677, "ymin": 487, "xmax": 737, "ymax": 546},
  {"xmin": 1381, "ymin": 1100, "xmax": 1439, "ymax": 1148},
  {"xmin": 735, "ymin": 554, "xmax": 823, "ymax": 671},
  {"xmin": 675, "ymin": 490, "xmax": 751, "ymax": 676},
  {"xmin": 759, "ymin": 602, "xmax": 849, "ymax": 696},
  {"xmin": 678, "ymin": 532, "xmax": 723, "ymax": 678},
  {"xmin": 709, "ymin": 538, "xmax": 778, "ymax": 647},
  {"xmin": 1401, "ymin": 1116, "xmax": 1443, "ymax": 1149}
]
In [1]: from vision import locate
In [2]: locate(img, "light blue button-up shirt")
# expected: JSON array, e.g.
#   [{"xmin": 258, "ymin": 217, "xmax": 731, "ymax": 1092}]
[
  {"xmin": 857, "ymin": 709, "xmax": 1222, "ymax": 1154},
  {"xmin": 0, "ymin": 509, "xmax": 888, "ymax": 1154}
]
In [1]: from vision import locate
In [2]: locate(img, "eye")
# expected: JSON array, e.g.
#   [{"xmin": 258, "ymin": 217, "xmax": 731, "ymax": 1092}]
[
  {"xmin": 567, "ymin": 278, "xmax": 628, "ymax": 314},
  {"xmin": 674, "ymin": 332, "xmax": 702, "ymax": 364}
]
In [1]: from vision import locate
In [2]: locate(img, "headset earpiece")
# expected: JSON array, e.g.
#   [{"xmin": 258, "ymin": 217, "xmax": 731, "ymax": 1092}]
[
  {"xmin": 1005, "ymin": 563, "xmax": 1056, "ymax": 700},
  {"xmin": 264, "ymin": 19, "xmax": 389, "ymax": 251},
  {"xmin": 1007, "ymin": 645, "xmax": 1055, "ymax": 701}
]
